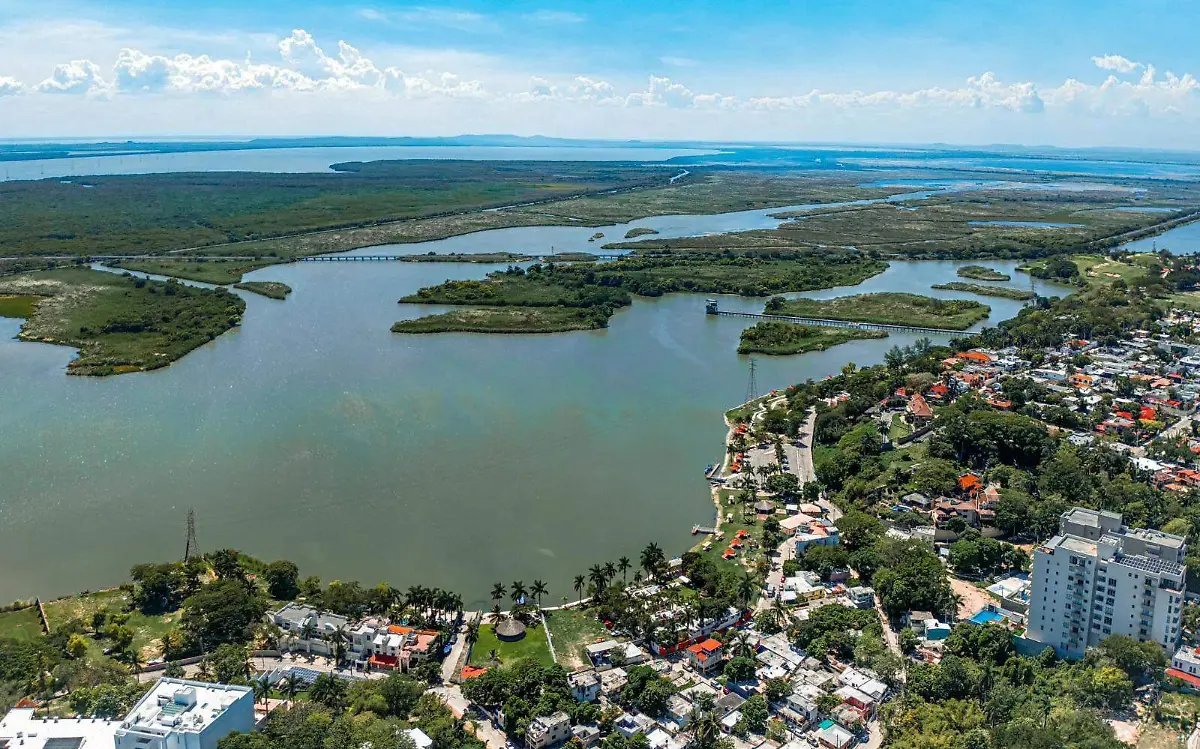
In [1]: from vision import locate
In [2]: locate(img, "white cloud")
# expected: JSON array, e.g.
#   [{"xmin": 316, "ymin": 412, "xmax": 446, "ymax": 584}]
[
  {"xmin": 1046, "ymin": 64, "xmax": 1199, "ymax": 117},
  {"xmin": 524, "ymin": 10, "xmax": 586, "ymax": 24},
  {"xmin": 569, "ymin": 76, "xmax": 616, "ymax": 102},
  {"xmin": 35, "ymin": 59, "xmax": 107, "ymax": 94},
  {"xmin": 625, "ymin": 76, "xmax": 696, "ymax": 108},
  {"xmin": 0, "ymin": 76, "xmax": 23, "ymax": 96},
  {"xmin": 1093, "ymin": 54, "xmax": 1141, "ymax": 74}
]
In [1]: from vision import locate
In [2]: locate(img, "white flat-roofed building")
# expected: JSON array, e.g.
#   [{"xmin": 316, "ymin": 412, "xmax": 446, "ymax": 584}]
[
  {"xmin": 0, "ymin": 709, "xmax": 121, "ymax": 749},
  {"xmin": 1028, "ymin": 508, "xmax": 1187, "ymax": 659},
  {"xmin": 114, "ymin": 678, "xmax": 254, "ymax": 749}
]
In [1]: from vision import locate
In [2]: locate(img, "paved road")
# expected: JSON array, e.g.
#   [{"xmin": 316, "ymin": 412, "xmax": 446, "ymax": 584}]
[{"xmin": 432, "ymin": 685, "xmax": 508, "ymax": 749}]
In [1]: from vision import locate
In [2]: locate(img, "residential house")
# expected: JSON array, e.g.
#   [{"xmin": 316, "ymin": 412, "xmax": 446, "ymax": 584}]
[
  {"xmin": 816, "ymin": 721, "xmax": 857, "ymax": 749},
  {"xmin": 573, "ymin": 725, "xmax": 602, "ymax": 748},
  {"xmin": 527, "ymin": 712, "xmax": 572, "ymax": 749},
  {"xmin": 569, "ymin": 669, "xmax": 600, "ymax": 703},
  {"xmin": 906, "ymin": 394, "xmax": 934, "ymax": 426},
  {"xmin": 848, "ymin": 587, "xmax": 875, "ymax": 610},
  {"xmin": 687, "ymin": 639, "xmax": 725, "ymax": 674},
  {"xmin": 271, "ymin": 603, "xmax": 349, "ymax": 656},
  {"xmin": 614, "ymin": 713, "xmax": 657, "ymax": 739}
]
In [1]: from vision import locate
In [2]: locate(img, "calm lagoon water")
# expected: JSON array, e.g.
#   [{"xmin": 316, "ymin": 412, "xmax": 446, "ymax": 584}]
[
  {"xmin": 0, "ymin": 239, "xmax": 1067, "ymax": 606},
  {"xmin": 1120, "ymin": 221, "xmax": 1200, "ymax": 255},
  {"xmin": 0, "ymin": 145, "xmax": 711, "ymax": 182}
]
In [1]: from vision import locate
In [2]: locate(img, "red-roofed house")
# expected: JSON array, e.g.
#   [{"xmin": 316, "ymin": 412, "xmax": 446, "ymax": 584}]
[
  {"xmin": 907, "ymin": 394, "xmax": 933, "ymax": 426},
  {"xmin": 958, "ymin": 351, "xmax": 994, "ymax": 364},
  {"xmin": 958, "ymin": 474, "xmax": 982, "ymax": 495},
  {"xmin": 687, "ymin": 639, "xmax": 724, "ymax": 674}
]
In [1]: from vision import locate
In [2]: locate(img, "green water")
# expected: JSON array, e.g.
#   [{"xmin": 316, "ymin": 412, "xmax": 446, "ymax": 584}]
[{"xmin": 0, "ymin": 254, "xmax": 1066, "ymax": 609}]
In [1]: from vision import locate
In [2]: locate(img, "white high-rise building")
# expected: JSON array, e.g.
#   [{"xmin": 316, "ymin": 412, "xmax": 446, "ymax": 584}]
[{"xmin": 1027, "ymin": 507, "xmax": 1187, "ymax": 659}]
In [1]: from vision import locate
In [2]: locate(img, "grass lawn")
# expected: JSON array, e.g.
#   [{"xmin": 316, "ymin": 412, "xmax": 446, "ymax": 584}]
[
  {"xmin": 544, "ymin": 608, "xmax": 610, "ymax": 669},
  {"xmin": 469, "ymin": 619, "xmax": 555, "ymax": 668},
  {"xmin": 888, "ymin": 419, "xmax": 914, "ymax": 441},
  {"xmin": 43, "ymin": 589, "xmax": 181, "ymax": 659},
  {"xmin": 0, "ymin": 607, "xmax": 45, "ymax": 641}
]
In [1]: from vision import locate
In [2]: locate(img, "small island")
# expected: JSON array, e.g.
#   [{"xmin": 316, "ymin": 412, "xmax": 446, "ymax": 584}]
[
  {"xmin": 393, "ymin": 306, "xmax": 606, "ymax": 334},
  {"xmin": 956, "ymin": 265, "xmax": 1011, "ymax": 281},
  {"xmin": 0, "ymin": 267, "xmax": 244, "ymax": 376},
  {"xmin": 234, "ymin": 281, "xmax": 292, "ymax": 300},
  {"xmin": 931, "ymin": 282, "xmax": 1034, "ymax": 300},
  {"xmin": 766, "ymin": 292, "xmax": 990, "ymax": 330},
  {"xmin": 738, "ymin": 320, "xmax": 886, "ymax": 355},
  {"xmin": 588, "ymin": 232, "xmax": 605, "ymax": 242},
  {"xmin": 623, "ymin": 227, "xmax": 660, "ymax": 239}
]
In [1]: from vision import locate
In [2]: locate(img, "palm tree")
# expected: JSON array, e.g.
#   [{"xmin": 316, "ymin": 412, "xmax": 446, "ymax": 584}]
[
  {"xmin": 490, "ymin": 603, "xmax": 502, "ymax": 621},
  {"xmin": 490, "ymin": 582, "xmax": 506, "ymax": 606},
  {"xmin": 730, "ymin": 631, "xmax": 754, "ymax": 659},
  {"xmin": 332, "ymin": 625, "xmax": 349, "ymax": 666},
  {"xmin": 281, "ymin": 674, "xmax": 300, "ymax": 707},
  {"xmin": 633, "ymin": 571, "xmax": 643, "ymax": 585},
  {"xmin": 466, "ymin": 621, "xmax": 480, "ymax": 647},
  {"xmin": 299, "ymin": 620, "xmax": 318, "ymax": 654},
  {"xmin": 124, "ymin": 647, "xmax": 144, "ymax": 676},
  {"xmin": 487, "ymin": 648, "xmax": 500, "ymax": 666},
  {"xmin": 736, "ymin": 571, "xmax": 756, "ymax": 607},
  {"xmin": 618, "ymin": 556, "xmax": 631, "ymax": 582},
  {"xmin": 510, "ymin": 581, "xmax": 527, "ymax": 605},
  {"xmin": 573, "ymin": 575, "xmax": 585, "ymax": 604},
  {"xmin": 531, "ymin": 580, "xmax": 548, "ymax": 608},
  {"xmin": 310, "ymin": 673, "xmax": 346, "ymax": 711},
  {"xmin": 603, "ymin": 562, "xmax": 617, "ymax": 583},
  {"xmin": 641, "ymin": 542, "xmax": 664, "ymax": 578},
  {"xmin": 195, "ymin": 658, "xmax": 215, "ymax": 682},
  {"xmin": 588, "ymin": 565, "xmax": 607, "ymax": 596},
  {"xmin": 252, "ymin": 676, "xmax": 270, "ymax": 708}
]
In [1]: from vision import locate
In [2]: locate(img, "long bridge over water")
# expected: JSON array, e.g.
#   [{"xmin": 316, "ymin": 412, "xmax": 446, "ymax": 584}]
[{"xmin": 704, "ymin": 299, "xmax": 963, "ymax": 336}]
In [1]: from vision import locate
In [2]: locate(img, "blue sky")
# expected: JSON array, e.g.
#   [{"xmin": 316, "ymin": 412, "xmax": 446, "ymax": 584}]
[{"xmin": 0, "ymin": 0, "xmax": 1198, "ymax": 147}]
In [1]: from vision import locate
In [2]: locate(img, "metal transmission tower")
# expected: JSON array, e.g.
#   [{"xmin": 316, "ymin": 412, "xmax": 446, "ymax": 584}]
[
  {"xmin": 184, "ymin": 508, "xmax": 198, "ymax": 562},
  {"xmin": 744, "ymin": 358, "xmax": 759, "ymax": 405}
]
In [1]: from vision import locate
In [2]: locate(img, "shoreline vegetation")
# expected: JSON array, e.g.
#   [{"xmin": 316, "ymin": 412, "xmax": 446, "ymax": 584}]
[
  {"xmin": 956, "ymin": 264, "xmax": 1011, "ymax": 281},
  {"xmin": 392, "ymin": 306, "xmax": 603, "ymax": 334},
  {"xmin": 737, "ymin": 320, "xmax": 886, "ymax": 355},
  {"xmin": 765, "ymin": 292, "xmax": 990, "ymax": 330},
  {"xmin": 0, "ymin": 294, "xmax": 40, "ymax": 318},
  {"xmin": 112, "ymin": 259, "xmax": 279, "ymax": 285},
  {"xmin": 931, "ymin": 281, "xmax": 1035, "ymax": 300},
  {"xmin": 397, "ymin": 254, "xmax": 887, "ymax": 333},
  {"xmin": 0, "ymin": 268, "xmax": 244, "ymax": 376},
  {"xmin": 233, "ymin": 281, "xmax": 292, "ymax": 300}
]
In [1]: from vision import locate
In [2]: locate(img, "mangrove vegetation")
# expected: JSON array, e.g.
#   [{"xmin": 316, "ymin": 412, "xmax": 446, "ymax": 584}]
[
  {"xmin": 764, "ymin": 292, "xmax": 990, "ymax": 330},
  {"xmin": 737, "ymin": 321, "xmax": 886, "ymax": 355},
  {"xmin": 0, "ymin": 268, "xmax": 245, "ymax": 376},
  {"xmin": 931, "ymin": 282, "xmax": 1035, "ymax": 300},
  {"xmin": 957, "ymin": 264, "xmax": 1011, "ymax": 281}
]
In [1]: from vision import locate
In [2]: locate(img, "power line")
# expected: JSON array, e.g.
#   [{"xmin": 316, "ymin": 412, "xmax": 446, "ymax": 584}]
[
  {"xmin": 744, "ymin": 357, "xmax": 758, "ymax": 405},
  {"xmin": 184, "ymin": 508, "xmax": 198, "ymax": 562}
]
